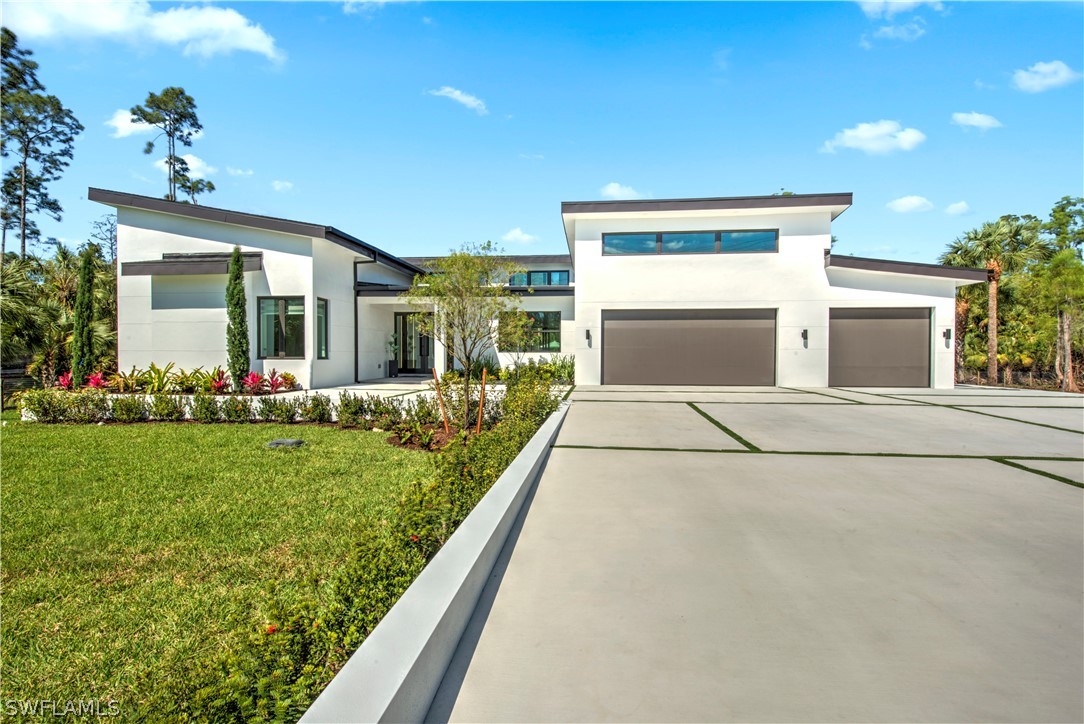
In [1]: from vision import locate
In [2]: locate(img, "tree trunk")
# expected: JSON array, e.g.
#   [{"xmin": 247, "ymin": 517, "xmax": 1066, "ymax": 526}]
[
  {"xmin": 986, "ymin": 275, "xmax": 998, "ymax": 385},
  {"xmin": 1055, "ymin": 309, "xmax": 1065, "ymax": 389},
  {"xmin": 18, "ymin": 153, "xmax": 28, "ymax": 259},
  {"xmin": 1062, "ymin": 311, "xmax": 1079, "ymax": 393},
  {"xmin": 954, "ymin": 296, "xmax": 969, "ymax": 382}
]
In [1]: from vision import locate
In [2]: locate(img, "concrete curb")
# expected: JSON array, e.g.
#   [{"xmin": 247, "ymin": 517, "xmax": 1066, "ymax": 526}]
[{"xmin": 299, "ymin": 402, "xmax": 571, "ymax": 724}]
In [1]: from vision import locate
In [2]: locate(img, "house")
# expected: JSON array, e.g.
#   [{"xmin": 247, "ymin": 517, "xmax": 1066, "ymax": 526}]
[{"xmin": 90, "ymin": 188, "xmax": 985, "ymax": 390}]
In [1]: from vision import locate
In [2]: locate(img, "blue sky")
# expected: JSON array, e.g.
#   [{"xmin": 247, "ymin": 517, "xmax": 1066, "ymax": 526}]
[{"xmin": 4, "ymin": 1, "xmax": 1082, "ymax": 262}]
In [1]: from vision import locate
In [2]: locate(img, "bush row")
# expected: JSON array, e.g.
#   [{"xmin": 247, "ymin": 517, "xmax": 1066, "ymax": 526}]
[
  {"xmin": 20, "ymin": 389, "xmax": 455, "ymax": 429},
  {"xmin": 60, "ymin": 363, "xmax": 298, "ymax": 396},
  {"xmin": 142, "ymin": 366, "xmax": 562, "ymax": 721}
]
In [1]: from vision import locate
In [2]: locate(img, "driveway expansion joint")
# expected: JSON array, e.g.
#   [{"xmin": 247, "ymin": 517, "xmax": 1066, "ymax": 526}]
[{"xmin": 686, "ymin": 402, "xmax": 761, "ymax": 451}]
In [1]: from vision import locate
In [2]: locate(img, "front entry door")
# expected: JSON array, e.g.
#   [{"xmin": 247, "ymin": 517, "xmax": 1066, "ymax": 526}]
[{"xmin": 395, "ymin": 312, "xmax": 433, "ymax": 374}]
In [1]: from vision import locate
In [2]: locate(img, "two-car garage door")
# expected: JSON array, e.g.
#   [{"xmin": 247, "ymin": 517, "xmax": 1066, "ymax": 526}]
[
  {"xmin": 600, "ymin": 307, "xmax": 932, "ymax": 387},
  {"xmin": 601, "ymin": 309, "xmax": 777, "ymax": 385}
]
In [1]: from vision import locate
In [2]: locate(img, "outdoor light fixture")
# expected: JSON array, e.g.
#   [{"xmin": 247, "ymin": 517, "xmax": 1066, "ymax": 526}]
[
  {"xmin": 801, "ymin": 329, "xmax": 808, "ymax": 341},
  {"xmin": 943, "ymin": 329, "xmax": 952, "ymax": 341},
  {"xmin": 586, "ymin": 329, "xmax": 592, "ymax": 345}
]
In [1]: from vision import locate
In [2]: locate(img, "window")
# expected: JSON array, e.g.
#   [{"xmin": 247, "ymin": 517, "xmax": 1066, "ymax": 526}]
[
  {"xmin": 316, "ymin": 298, "xmax": 329, "ymax": 359},
  {"xmin": 258, "ymin": 297, "xmax": 305, "ymax": 359},
  {"xmin": 721, "ymin": 230, "xmax": 778, "ymax": 253},
  {"xmin": 499, "ymin": 311, "xmax": 561, "ymax": 352},
  {"xmin": 661, "ymin": 232, "xmax": 715, "ymax": 254},
  {"xmin": 508, "ymin": 270, "xmax": 571, "ymax": 286},
  {"xmin": 603, "ymin": 229, "xmax": 779, "ymax": 255},
  {"xmin": 602, "ymin": 233, "xmax": 658, "ymax": 255}
]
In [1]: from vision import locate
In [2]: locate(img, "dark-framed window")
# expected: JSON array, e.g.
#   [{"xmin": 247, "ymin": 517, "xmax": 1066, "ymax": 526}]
[
  {"xmin": 509, "ymin": 270, "xmax": 570, "ymax": 286},
  {"xmin": 602, "ymin": 229, "xmax": 779, "ymax": 255},
  {"xmin": 498, "ymin": 311, "xmax": 561, "ymax": 352},
  {"xmin": 316, "ymin": 298, "xmax": 329, "ymax": 359},
  {"xmin": 258, "ymin": 297, "xmax": 305, "ymax": 359}
]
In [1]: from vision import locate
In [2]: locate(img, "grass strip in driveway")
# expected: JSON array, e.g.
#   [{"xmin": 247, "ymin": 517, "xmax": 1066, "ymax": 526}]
[
  {"xmin": 780, "ymin": 387, "xmax": 865, "ymax": 404},
  {"xmin": 686, "ymin": 403, "xmax": 760, "ymax": 451},
  {"xmin": 991, "ymin": 458, "xmax": 1084, "ymax": 489}
]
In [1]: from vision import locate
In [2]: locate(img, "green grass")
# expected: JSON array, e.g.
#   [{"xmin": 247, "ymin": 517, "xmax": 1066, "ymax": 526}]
[{"xmin": 0, "ymin": 420, "xmax": 434, "ymax": 710}]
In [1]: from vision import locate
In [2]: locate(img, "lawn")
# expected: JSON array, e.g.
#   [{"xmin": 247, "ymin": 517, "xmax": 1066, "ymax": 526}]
[{"xmin": 0, "ymin": 418, "xmax": 434, "ymax": 712}]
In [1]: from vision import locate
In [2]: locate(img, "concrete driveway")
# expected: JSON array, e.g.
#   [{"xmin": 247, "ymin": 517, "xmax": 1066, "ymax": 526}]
[{"xmin": 430, "ymin": 386, "xmax": 1084, "ymax": 723}]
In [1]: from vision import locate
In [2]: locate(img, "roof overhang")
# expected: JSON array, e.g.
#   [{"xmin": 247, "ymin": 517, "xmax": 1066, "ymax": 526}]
[
  {"xmin": 825, "ymin": 254, "xmax": 988, "ymax": 285},
  {"xmin": 89, "ymin": 187, "xmax": 426, "ymax": 278},
  {"xmin": 121, "ymin": 252, "xmax": 262, "ymax": 276},
  {"xmin": 560, "ymin": 192, "xmax": 853, "ymax": 256},
  {"xmin": 355, "ymin": 283, "xmax": 574, "ymax": 298}
]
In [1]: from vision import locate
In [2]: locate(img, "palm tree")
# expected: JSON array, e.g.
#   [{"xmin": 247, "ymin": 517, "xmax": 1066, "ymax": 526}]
[{"xmin": 940, "ymin": 217, "xmax": 1051, "ymax": 384}]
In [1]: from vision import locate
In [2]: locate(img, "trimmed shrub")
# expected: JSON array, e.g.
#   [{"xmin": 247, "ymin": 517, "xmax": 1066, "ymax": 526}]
[
  {"xmin": 258, "ymin": 396, "xmax": 299, "ymax": 424},
  {"xmin": 190, "ymin": 394, "xmax": 221, "ymax": 424},
  {"xmin": 299, "ymin": 393, "xmax": 334, "ymax": 423},
  {"xmin": 67, "ymin": 389, "xmax": 111, "ymax": 424},
  {"xmin": 337, "ymin": 392, "xmax": 368, "ymax": 428},
  {"xmin": 111, "ymin": 394, "xmax": 149, "ymax": 423},
  {"xmin": 221, "ymin": 396, "xmax": 252, "ymax": 423},
  {"xmin": 403, "ymin": 395, "xmax": 440, "ymax": 426},
  {"xmin": 20, "ymin": 388, "xmax": 69, "ymax": 423},
  {"xmin": 150, "ymin": 394, "xmax": 187, "ymax": 422}
]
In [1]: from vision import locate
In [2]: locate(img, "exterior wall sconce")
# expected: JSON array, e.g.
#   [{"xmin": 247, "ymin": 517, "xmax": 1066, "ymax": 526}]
[
  {"xmin": 943, "ymin": 328, "xmax": 952, "ymax": 341},
  {"xmin": 801, "ymin": 329, "xmax": 808, "ymax": 342},
  {"xmin": 586, "ymin": 329, "xmax": 592, "ymax": 347}
]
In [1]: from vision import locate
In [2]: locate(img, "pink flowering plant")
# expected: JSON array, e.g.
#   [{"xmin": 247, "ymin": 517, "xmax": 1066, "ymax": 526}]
[
  {"xmin": 85, "ymin": 372, "xmax": 108, "ymax": 389},
  {"xmin": 266, "ymin": 369, "xmax": 285, "ymax": 394},
  {"xmin": 56, "ymin": 371, "xmax": 73, "ymax": 390},
  {"xmin": 241, "ymin": 371, "xmax": 267, "ymax": 395}
]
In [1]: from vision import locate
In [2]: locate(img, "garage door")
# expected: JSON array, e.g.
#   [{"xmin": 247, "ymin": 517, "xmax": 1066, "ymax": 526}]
[
  {"xmin": 601, "ymin": 309, "xmax": 776, "ymax": 385},
  {"xmin": 829, "ymin": 308, "xmax": 931, "ymax": 387}
]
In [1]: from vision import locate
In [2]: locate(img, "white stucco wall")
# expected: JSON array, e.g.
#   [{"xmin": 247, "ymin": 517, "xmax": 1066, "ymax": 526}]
[
  {"xmin": 117, "ymin": 208, "xmax": 316, "ymax": 386},
  {"xmin": 568, "ymin": 208, "xmax": 959, "ymax": 388}
]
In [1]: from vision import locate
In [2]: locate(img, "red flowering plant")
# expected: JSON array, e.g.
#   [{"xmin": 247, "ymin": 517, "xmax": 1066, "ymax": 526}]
[
  {"xmin": 266, "ymin": 369, "xmax": 285, "ymax": 394},
  {"xmin": 85, "ymin": 372, "xmax": 108, "ymax": 389},
  {"xmin": 241, "ymin": 371, "xmax": 267, "ymax": 395},
  {"xmin": 208, "ymin": 367, "xmax": 231, "ymax": 395},
  {"xmin": 56, "ymin": 371, "xmax": 74, "ymax": 390}
]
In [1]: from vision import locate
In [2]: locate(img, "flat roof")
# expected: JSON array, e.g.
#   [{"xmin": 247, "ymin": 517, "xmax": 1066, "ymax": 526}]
[
  {"xmin": 825, "ymin": 253, "xmax": 988, "ymax": 283},
  {"xmin": 88, "ymin": 188, "xmax": 425, "ymax": 277},
  {"xmin": 561, "ymin": 192, "xmax": 853, "ymax": 218}
]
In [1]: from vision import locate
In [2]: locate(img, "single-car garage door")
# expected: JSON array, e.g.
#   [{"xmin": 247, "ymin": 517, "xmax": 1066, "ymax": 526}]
[
  {"xmin": 829, "ymin": 307, "xmax": 931, "ymax": 387},
  {"xmin": 602, "ymin": 309, "xmax": 776, "ymax": 385}
]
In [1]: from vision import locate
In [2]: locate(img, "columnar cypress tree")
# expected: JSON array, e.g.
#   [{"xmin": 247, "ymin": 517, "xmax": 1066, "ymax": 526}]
[
  {"xmin": 226, "ymin": 245, "xmax": 249, "ymax": 391},
  {"xmin": 70, "ymin": 248, "xmax": 95, "ymax": 384}
]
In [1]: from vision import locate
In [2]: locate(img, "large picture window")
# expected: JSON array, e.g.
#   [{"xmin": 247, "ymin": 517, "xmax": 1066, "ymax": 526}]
[
  {"xmin": 499, "ymin": 311, "xmax": 561, "ymax": 352},
  {"xmin": 510, "ymin": 270, "xmax": 571, "ymax": 286},
  {"xmin": 316, "ymin": 298, "xmax": 329, "ymax": 359},
  {"xmin": 258, "ymin": 297, "xmax": 305, "ymax": 359}
]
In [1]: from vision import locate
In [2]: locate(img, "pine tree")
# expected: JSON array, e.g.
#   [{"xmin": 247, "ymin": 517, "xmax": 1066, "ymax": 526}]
[
  {"xmin": 70, "ymin": 247, "xmax": 96, "ymax": 384},
  {"xmin": 226, "ymin": 245, "xmax": 249, "ymax": 391}
]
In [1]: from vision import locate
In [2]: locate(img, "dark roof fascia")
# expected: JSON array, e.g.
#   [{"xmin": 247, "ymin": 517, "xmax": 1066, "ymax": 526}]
[
  {"xmin": 89, "ymin": 188, "xmax": 326, "ymax": 238},
  {"xmin": 122, "ymin": 252, "xmax": 263, "ymax": 277},
  {"xmin": 355, "ymin": 284, "xmax": 574, "ymax": 298},
  {"xmin": 561, "ymin": 193, "xmax": 854, "ymax": 219},
  {"xmin": 826, "ymin": 254, "xmax": 988, "ymax": 282},
  {"xmin": 89, "ymin": 188, "xmax": 425, "ymax": 277},
  {"xmin": 326, "ymin": 228, "xmax": 425, "ymax": 276},
  {"xmin": 401, "ymin": 254, "xmax": 572, "ymax": 266}
]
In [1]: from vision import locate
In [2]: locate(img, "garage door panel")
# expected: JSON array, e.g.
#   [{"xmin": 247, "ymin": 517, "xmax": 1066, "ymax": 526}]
[
  {"xmin": 829, "ymin": 308, "xmax": 930, "ymax": 387},
  {"xmin": 602, "ymin": 309, "xmax": 776, "ymax": 385}
]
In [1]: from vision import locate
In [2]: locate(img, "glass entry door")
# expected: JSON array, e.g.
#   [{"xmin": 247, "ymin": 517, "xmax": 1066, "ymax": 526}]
[{"xmin": 395, "ymin": 313, "xmax": 433, "ymax": 374}]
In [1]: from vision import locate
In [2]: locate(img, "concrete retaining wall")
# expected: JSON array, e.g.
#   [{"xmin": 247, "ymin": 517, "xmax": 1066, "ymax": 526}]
[{"xmin": 299, "ymin": 402, "xmax": 570, "ymax": 723}]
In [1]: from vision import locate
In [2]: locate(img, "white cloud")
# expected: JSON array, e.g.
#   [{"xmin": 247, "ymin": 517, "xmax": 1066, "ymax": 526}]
[
  {"xmin": 154, "ymin": 154, "xmax": 216, "ymax": 179},
  {"xmin": 951, "ymin": 111, "xmax": 1002, "ymax": 131},
  {"xmin": 872, "ymin": 18, "xmax": 926, "ymax": 42},
  {"xmin": 3, "ymin": 0, "xmax": 283, "ymax": 62},
  {"xmin": 105, "ymin": 109, "xmax": 153, "ymax": 138},
  {"xmin": 974, "ymin": 79, "xmax": 996, "ymax": 91},
  {"xmin": 599, "ymin": 182, "xmax": 646, "ymax": 200},
  {"xmin": 427, "ymin": 86, "xmax": 488, "ymax": 115},
  {"xmin": 227, "ymin": 167, "xmax": 254, "ymax": 177},
  {"xmin": 501, "ymin": 227, "xmax": 537, "ymax": 244},
  {"xmin": 1012, "ymin": 60, "xmax": 1082, "ymax": 93},
  {"xmin": 271, "ymin": 180, "xmax": 294, "ymax": 193},
  {"xmin": 518, "ymin": 153, "xmax": 544, "ymax": 160},
  {"xmin": 887, "ymin": 195, "xmax": 934, "ymax": 213},
  {"xmin": 857, "ymin": 1, "xmax": 942, "ymax": 19},
  {"xmin": 821, "ymin": 120, "xmax": 926, "ymax": 154},
  {"xmin": 945, "ymin": 201, "xmax": 971, "ymax": 216}
]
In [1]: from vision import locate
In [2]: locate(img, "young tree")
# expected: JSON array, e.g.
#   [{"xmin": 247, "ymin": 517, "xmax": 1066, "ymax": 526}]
[
  {"xmin": 131, "ymin": 87, "xmax": 203, "ymax": 202},
  {"xmin": 178, "ymin": 174, "xmax": 216, "ymax": 205},
  {"xmin": 70, "ymin": 245, "xmax": 97, "ymax": 384},
  {"xmin": 940, "ymin": 217, "xmax": 1050, "ymax": 383},
  {"xmin": 401, "ymin": 241, "xmax": 524, "ymax": 425},
  {"xmin": 1, "ymin": 30, "xmax": 82, "ymax": 258},
  {"xmin": 226, "ymin": 245, "xmax": 250, "ymax": 390}
]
